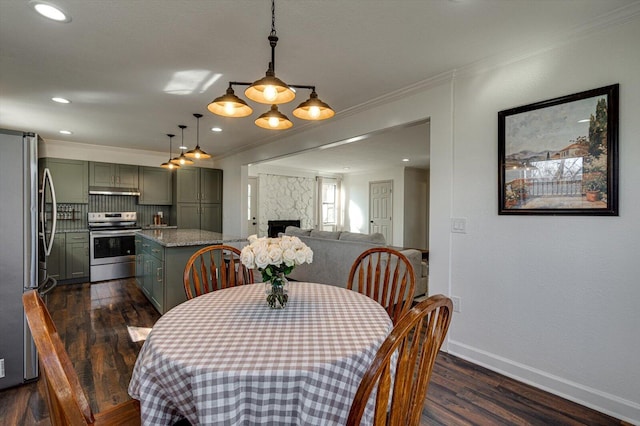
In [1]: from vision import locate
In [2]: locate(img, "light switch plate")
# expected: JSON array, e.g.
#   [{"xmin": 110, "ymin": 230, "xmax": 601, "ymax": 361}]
[{"xmin": 451, "ymin": 217, "xmax": 467, "ymax": 234}]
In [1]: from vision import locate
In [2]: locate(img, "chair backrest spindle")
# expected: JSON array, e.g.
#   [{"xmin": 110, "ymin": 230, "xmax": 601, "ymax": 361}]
[
  {"xmin": 346, "ymin": 294, "xmax": 453, "ymax": 426},
  {"xmin": 183, "ymin": 245, "xmax": 255, "ymax": 299},
  {"xmin": 348, "ymin": 247, "xmax": 416, "ymax": 323}
]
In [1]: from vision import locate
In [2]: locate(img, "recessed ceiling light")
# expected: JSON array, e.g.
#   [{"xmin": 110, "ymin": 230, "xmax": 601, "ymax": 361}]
[
  {"xmin": 402, "ymin": 158, "xmax": 410, "ymax": 162},
  {"xmin": 578, "ymin": 119, "xmax": 590, "ymax": 123},
  {"xmin": 211, "ymin": 127, "xmax": 222, "ymax": 132},
  {"xmin": 51, "ymin": 97, "xmax": 70, "ymax": 104},
  {"xmin": 59, "ymin": 130, "xmax": 72, "ymax": 135},
  {"xmin": 30, "ymin": 1, "xmax": 71, "ymax": 22}
]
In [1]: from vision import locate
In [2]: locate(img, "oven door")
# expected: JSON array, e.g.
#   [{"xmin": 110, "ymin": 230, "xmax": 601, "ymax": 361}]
[{"xmin": 90, "ymin": 230, "xmax": 137, "ymax": 266}]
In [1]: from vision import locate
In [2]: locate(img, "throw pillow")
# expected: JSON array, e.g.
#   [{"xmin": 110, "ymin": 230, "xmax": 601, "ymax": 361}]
[
  {"xmin": 338, "ymin": 231, "xmax": 386, "ymax": 245},
  {"xmin": 309, "ymin": 230, "xmax": 341, "ymax": 240},
  {"xmin": 285, "ymin": 226, "xmax": 312, "ymax": 236}
]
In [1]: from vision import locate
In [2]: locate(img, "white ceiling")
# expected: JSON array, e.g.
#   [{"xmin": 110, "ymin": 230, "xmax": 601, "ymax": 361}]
[{"xmin": 1, "ymin": 0, "xmax": 638, "ymax": 172}]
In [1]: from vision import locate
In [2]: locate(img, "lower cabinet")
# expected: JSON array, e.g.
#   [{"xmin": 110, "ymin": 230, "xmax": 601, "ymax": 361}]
[
  {"xmin": 176, "ymin": 203, "xmax": 222, "ymax": 232},
  {"xmin": 47, "ymin": 233, "xmax": 66, "ymax": 281},
  {"xmin": 49, "ymin": 232, "xmax": 89, "ymax": 282},
  {"xmin": 139, "ymin": 238, "xmax": 165, "ymax": 312},
  {"xmin": 136, "ymin": 236, "xmax": 223, "ymax": 314},
  {"xmin": 135, "ymin": 235, "xmax": 143, "ymax": 288},
  {"xmin": 65, "ymin": 232, "xmax": 89, "ymax": 279}
]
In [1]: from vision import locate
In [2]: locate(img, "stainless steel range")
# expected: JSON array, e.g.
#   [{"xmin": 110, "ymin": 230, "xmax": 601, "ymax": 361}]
[{"xmin": 88, "ymin": 212, "xmax": 140, "ymax": 282}]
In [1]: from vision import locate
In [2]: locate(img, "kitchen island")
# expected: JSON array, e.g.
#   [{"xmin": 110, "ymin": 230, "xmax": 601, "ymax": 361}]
[{"xmin": 135, "ymin": 229, "xmax": 247, "ymax": 313}]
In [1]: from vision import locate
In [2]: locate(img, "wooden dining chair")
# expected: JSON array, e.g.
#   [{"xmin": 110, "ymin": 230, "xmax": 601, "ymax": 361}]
[
  {"xmin": 183, "ymin": 244, "xmax": 255, "ymax": 299},
  {"xmin": 22, "ymin": 290, "xmax": 141, "ymax": 426},
  {"xmin": 347, "ymin": 247, "xmax": 416, "ymax": 323},
  {"xmin": 346, "ymin": 294, "xmax": 453, "ymax": 426}
]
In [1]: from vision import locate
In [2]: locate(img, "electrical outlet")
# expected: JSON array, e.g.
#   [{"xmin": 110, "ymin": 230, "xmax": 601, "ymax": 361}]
[
  {"xmin": 0, "ymin": 358, "xmax": 4, "ymax": 378},
  {"xmin": 452, "ymin": 296, "xmax": 461, "ymax": 313}
]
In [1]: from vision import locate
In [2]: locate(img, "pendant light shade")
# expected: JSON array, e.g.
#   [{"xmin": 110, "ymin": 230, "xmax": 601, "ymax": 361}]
[
  {"xmin": 171, "ymin": 125, "xmax": 194, "ymax": 166},
  {"xmin": 185, "ymin": 113, "xmax": 212, "ymax": 159},
  {"xmin": 292, "ymin": 90, "xmax": 335, "ymax": 120},
  {"xmin": 208, "ymin": 85, "xmax": 253, "ymax": 117},
  {"xmin": 255, "ymin": 105, "xmax": 293, "ymax": 130},
  {"xmin": 161, "ymin": 134, "xmax": 180, "ymax": 170},
  {"xmin": 207, "ymin": 0, "xmax": 333, "ymax": 130},
  {"xmin": 245, "ymin": 65, "xmax": 295, "ymax": 105}
]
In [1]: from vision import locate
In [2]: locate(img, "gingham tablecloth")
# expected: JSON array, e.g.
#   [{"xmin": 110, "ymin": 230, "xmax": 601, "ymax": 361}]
[{"xmin": 128, "ymin": 282, "xmax": 392, "ymax": 426}]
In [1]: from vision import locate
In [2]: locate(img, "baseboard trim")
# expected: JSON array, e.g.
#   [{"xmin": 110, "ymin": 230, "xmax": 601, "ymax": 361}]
[{"xmin": 448, "ymin": 340, "xmax": 640, "ymax": 425}]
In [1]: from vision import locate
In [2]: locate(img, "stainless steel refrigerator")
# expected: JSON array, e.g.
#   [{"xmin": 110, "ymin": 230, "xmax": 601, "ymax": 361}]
[{"xmin": 0, "ymin": 128, "xmax": 57, "ymax": 390}]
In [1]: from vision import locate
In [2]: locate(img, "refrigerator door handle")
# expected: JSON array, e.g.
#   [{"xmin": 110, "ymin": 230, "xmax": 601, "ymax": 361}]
[{"xmin": 40, "ymin": 168, "xmax": 57, "ymax": 256}]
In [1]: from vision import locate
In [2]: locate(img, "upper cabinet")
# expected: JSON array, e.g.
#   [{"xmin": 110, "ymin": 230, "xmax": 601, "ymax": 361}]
[
  {"xmin": 173, "ymin": 167, "xmax": 223, "ymax": 232},
  {"xmin": 175, "ymin": 168, "xmax": 222, "ymax": 204},
  {"xmin": 40, "ymin": 158, "xmax": 88, "ymax": 204},
  {"xmin": 89, "ymin": 162, "xmax": 138, "ymax": 188},
  {"xmin": 139, "ymin": 166, "xmax": 173, "ymax": 205}
]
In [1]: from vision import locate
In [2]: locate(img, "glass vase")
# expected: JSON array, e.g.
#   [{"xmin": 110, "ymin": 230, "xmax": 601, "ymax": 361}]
[{"xmin": 265, "ymin": 273, "xmax": 289, "ymax": 309}]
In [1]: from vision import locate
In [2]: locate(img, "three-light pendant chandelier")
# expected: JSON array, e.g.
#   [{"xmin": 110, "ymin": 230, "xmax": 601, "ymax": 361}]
[
  {"xmin": 207, "ymin": 0, "xmax": 334, "ymax": 130},
  {"xmin": 163, "ymin": 0, "xmax": 330, "ymax": 169},
  {"xmin": 161, "ymin": 114, "xmax": 210, "ymax": 169}
]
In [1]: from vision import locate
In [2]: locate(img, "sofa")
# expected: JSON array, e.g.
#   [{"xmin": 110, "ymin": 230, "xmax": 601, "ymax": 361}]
[{"xmin": 282, "ymin": 227, "xmax": 428, "ymax": 297}]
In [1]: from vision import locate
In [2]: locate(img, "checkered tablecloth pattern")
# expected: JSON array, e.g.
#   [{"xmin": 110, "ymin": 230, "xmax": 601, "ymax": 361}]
[{"xmin": 129, "ymin": 282, "xmax": 392, "ymax": 425}]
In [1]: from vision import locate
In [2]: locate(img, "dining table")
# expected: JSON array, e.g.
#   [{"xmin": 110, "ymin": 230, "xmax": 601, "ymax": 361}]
[{"xmin": 128, "ymin": 281, "xmax": 393, "ymax": 426}]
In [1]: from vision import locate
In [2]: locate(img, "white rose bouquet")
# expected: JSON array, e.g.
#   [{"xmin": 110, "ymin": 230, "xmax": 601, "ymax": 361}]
[{"xmin": 240, "ymin": 234, "xmax": 313, "ymax": 283}]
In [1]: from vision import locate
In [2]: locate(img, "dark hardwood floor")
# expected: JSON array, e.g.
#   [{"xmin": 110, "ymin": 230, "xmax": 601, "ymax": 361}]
[{"xmin": 0, "ymin": 279, "xmax": 629, "ymax": 425}]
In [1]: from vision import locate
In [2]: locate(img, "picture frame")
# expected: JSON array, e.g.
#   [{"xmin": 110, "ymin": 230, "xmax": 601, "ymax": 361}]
[{"xmin": 498, "ymin": 84, "xmax": 619, "ymax": 216}]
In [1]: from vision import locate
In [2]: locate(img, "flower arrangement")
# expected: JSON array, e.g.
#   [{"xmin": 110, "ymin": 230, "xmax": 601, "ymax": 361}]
[{"xmin": 240, "ymin": 235, "xmax": 313, "ymax": 308}]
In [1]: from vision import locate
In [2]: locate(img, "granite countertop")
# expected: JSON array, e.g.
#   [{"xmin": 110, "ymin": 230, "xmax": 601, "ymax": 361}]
[
  {"xmin": 137, "ymin": 229, "xmax": 247, "ymax": 248},
  {"xmin": 141, "ymin": 225, "xmax": 178, "ymax": 230}
]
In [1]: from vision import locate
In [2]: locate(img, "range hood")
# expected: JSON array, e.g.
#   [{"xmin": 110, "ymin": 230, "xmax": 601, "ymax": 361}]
[{"xmin": 89, "ymin": 186, "xmax": 141, "ymax": 196}]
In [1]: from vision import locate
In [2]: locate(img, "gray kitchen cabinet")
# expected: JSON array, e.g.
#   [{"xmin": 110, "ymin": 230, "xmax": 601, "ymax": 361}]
[
  {"xmin": 201, "ymin": 203, "xmax": 222, "ymax": 233},
  {"xmin": 139, "ymin": 166, "xmax": 173, "ymax": 205},
  {"xmin": 173, "ymin": 167, "xmax": 222, "ymax": 231},
  {"xmin": 175, "ymin": 167, "xmax": 222, "ymax": 204},
  {"xmin": 41, "ymin": 158, "xmax": 89, "ymax": 204},
  {"xmin": 65, "ymin": 232, "xmax": 89, "ymax": 279},
  {"xmin": 47, "ymin": 233, "xmax": 66, "ymax": 281},
  {"xmin": 135, "ymin": 234, "xmax": 143, "ymax": 288},
  {"xmin": 89, "ymin": 162, "xmax": 139, "ymax": 188},
  {"xmin": 140, "ymin": 238, "xmax": 165, "ymax": 312},
  {"xmin": 200, "ymin": 168, "xmax": 222, "ymax": 203}
]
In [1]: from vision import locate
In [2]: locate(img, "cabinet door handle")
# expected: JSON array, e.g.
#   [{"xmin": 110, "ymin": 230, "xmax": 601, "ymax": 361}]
[
  {"xmin": 152, "ymin": 249, "xmax": 160, "ymax": 254},
  {"xmin": 142, "ymin": 244, "xmax": 150, "ymax": 248},
  {"xmin": 156, "ymin": 267, "xmax": 162, "ymax": 282}
]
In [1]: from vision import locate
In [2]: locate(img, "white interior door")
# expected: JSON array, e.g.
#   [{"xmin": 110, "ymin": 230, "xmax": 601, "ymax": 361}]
[
  {"xmin": 247, "ymin": 177, "xmax": 258, "ymax": 236},
  {"xmin": 369, "ymin": 180, "xmax": 392, "ymax": 243}
]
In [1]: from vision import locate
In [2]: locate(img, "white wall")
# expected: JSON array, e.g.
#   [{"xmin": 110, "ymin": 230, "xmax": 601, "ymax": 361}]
[
  {"xmin": 342, "ymin": 167, "xmax": 405, "ymax": 246},
  {"xmin": 218, "ymin": 14, "xmax": 640, "ymax": 423},
  {"xmin": 403, "ymin": 167, "xmax": 429, "ymax": 249}
]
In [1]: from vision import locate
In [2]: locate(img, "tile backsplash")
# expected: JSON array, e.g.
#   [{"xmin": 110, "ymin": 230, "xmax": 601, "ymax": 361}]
[{"xmin": 53, "ymin": 196, "xmax": 171, "ymax": 231}]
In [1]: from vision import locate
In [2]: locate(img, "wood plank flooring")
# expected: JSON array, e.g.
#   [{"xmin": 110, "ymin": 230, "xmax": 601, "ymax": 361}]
[{"xmin": 0, "ymin": 279, "xmax": 629, "ymax": 425}]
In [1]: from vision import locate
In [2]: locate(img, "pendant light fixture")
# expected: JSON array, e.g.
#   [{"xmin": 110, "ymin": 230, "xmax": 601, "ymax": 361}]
[
  {"xmin": 160, "ymin": 134, "xmax": 180, "ymax": 170},
  {"xmin": 170, "ymin": 125, "xmax": 194, "ymax": 166},
  {"xmin": 185, "ymin": 114, "xmax": 211, "ymax": 159},
  {"xmin": 207, "ymin": 0, "xmax": 334, "ymax": 129}
]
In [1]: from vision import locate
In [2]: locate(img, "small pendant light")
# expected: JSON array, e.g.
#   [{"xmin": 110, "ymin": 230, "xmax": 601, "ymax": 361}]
[
  {"xmin": 170, "ymin": 125, "xmax": 194, "ymax": 166},
  {"xmin": 185, "ymin": 113, "xmax": 212, "ymax": 159},
  {"xmin": 208, "ymin": 84, "xmax": 253, "ymax": 118},
  {"xmin": 292, "ymin": 89, "xmax": 335, "ymax": 121},
  {"xmin": 160, "ymin": 134, "xmax": 180, "ymax": 170},
  {"xmin": 255, "ymin": 105, "xmax": 293, "ymax": 130}
]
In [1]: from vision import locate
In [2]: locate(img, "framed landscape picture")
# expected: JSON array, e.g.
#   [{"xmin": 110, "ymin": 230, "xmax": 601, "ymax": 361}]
[{"xmin": 498, "ymin": 84, "xmax": 619, "ymax": 215}]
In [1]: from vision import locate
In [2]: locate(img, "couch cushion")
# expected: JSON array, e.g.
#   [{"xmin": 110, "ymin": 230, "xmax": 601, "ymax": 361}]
[
  {"xmin": 309, "ymin": 230, "xmax": 341, "ymax": 240},
  {"xmin": 338, "ymin": 231, "xmax": 386, "ymax": 245},
  {"xmin": 284, "ymin": 226, "xmax": 312, "ymax": 236}
]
